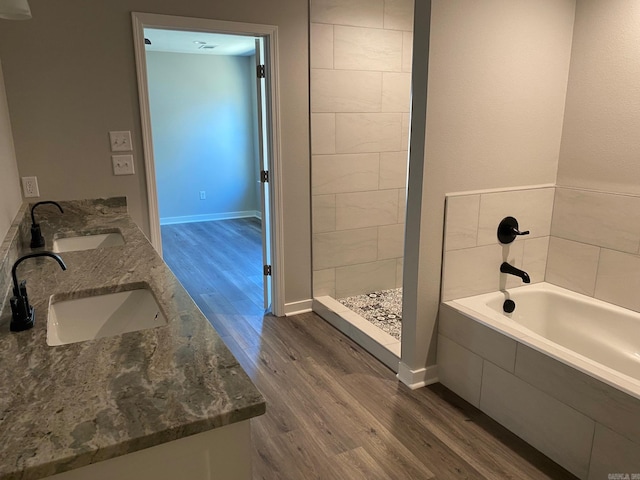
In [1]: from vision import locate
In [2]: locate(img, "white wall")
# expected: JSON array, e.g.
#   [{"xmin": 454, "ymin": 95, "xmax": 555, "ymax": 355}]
[
  {"xmin": 147, "ymin": 52, "xmax": 259, "ymax": 222},
  {"xmin": 557, "ymin": 0, "xmax": 640, "ymax": 194},
  {"xmin": 0, "ymin": 0, "xmax": 311, "ymax": 305},
  {"xmin": 0, "ymin": 59, "xmax": 22, "ymax": 240},
  {"xmin": 403, "ymin": 0, "xmax": 575, "ymax": 373}
]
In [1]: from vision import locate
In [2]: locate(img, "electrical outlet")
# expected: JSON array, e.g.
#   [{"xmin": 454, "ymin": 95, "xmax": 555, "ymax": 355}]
[
  {"xmin": 109, "ymin": 131, "xmax": 133, "ymax": 152},
  {"xmin": 112, "ymin": 155, "xmax": 135, "ymax": 175},
  {"xmin": 21, "ymin": 176, "xmax": 40, "ymax": 198},
  {"xmin": 199, "ymin": 191, "xmax": 206, "ymax": 200}
]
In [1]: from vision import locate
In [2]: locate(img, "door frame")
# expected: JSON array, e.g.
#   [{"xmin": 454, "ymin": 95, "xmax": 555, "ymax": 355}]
[{"xmin": 131, "ymin": 12, "xmax": 285, "ymax": 316}]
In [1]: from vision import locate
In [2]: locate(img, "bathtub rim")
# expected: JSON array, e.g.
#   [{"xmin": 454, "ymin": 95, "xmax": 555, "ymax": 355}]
[{"xmin": 444, "ymin": 282, "xmax": 640, "ymax": 401}]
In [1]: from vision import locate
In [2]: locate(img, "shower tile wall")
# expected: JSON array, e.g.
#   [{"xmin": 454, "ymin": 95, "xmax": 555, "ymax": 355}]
[{"xmin": 311, "ymin": 0, "xmax": 413, "ymax": 299}]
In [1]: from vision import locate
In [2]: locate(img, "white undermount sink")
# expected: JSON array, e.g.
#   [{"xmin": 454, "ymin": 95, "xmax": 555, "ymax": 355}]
[
  {"xmin": 47, "ymin": 289, "xmax": 167, "ymax": 346},
  {"xmin": 52, "ymin": 232, "xmax": 125, "ymax": 253}
]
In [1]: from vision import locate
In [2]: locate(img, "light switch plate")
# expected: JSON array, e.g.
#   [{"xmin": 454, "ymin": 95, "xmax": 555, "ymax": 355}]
[
  {"xmin": 109, "ymin": 131, "xmax": 132, "ymax": 152},
  {"xmin": 112, "ymin": 155, "xmax": 135, "ymax": 175}
]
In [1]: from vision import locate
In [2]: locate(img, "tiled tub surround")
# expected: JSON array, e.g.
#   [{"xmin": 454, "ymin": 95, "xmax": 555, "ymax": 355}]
[
  {"xmin": 0, "ymin": 199, "xmax": 265, "ymax": 480},
  {"xmin": 310, "ymin": 0, "xmax": 413, "ymax": 299},
  {"xmin": 439, "ymin": 185, "xmax": 640, "ymax": 478}
]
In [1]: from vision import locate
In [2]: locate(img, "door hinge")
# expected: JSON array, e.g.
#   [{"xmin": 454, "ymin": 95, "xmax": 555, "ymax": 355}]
[
  {"xmin": 260, "ymin": 170, "xmax": 269, "ymax": 183},
  {"xmin": 257, "ymin": 64, "xmax": 266, "ymax": 79},
  {"xmin": 263, "ymin": 265, "xmax": 272, "ymax": 276}
]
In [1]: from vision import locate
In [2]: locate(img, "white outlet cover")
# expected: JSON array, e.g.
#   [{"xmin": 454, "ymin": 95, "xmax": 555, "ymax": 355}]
[
  {"xmin": 109, "ymin": 131, "xmax": 132, "ymax": 152},
  {"xmin": 112, "ymin": 154, "xmax": 135, "ymax": 175},
  {"xmin": 21, "ymin": 176, "xmax": 40, "ymax": 198}
]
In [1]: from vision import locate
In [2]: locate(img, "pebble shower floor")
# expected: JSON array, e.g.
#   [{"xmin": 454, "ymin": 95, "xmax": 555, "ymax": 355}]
[{"xmin": 338, "ymin": 288, "xmax": 402, "ymax": 341}]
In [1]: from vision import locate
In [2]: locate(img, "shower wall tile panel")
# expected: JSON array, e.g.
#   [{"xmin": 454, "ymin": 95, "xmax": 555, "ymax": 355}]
[
  {"xmin": 311, "ymin": 0, "xmax": 412, "ymax": 297},
  {"xmin": 476, "ymin": 187, "xmax": 555, "ymax": 246},
  {"xmin": 377, "ymin": 223, "xmax": 405, "ymax": 260},
  {"xmin": 335, "ymin": 113, "xmax": 402, "ymax": 153},
  {"xmin": 383, "ymin": 0, "xmax": 414, "ymax": 31},
  {"xmin": 334, "ymin": 26, "xmax": 403, "ymax": 72},
  {"xmin": 379, "ymin": 151, "xmax": 408, "ymax": 189},
  {"xmin": 310, "ymin": 0, "xmax": 384, "ymax": 28},
  {"xmin": 521, "ymin": 236, "xmax": 549, "ymax": 284},
  {"xmin": 313, "ymin": 227, "xmax": 378, "ymax": 270},
  {"xmin": 594, "ymin": 248, "xmax": 640, "ymax": 313},
  {"xmin": 381, "ymin": 72, "xmax": 411, "ymax": 112},
  {"xmin": 313, "ymin": 268, "xmax": 336, "ymax": 298},
  {"xmin": 335, "ymin": 259, "xmax": 397, "ymax": 297},
  {"xmin": 546, "ymin": 236, "xmax": 600, "ymax": 296},
  {"xmin": 312, "ymin": 153, "xmax": 379, "ymax": 195},
  {"xmin": 311, "ymin": 69, "xmax": 382, "ymax": 112},
  {"xmin": 552, "ymin": 187, "xmax": 640, "ymax": 254},
  {"xmin": 444, "ymin": 194, "xmax": 480, "ymax": 251},
  {"xmin": 312, "ymin": 194, "xmax": 336, "ymax": 233},
  {"xmin": 310, "ymin": 23, "xmax": 334, "ymax": 69},
  {"xmin": 310, "ymin": 113, "xmax": 336, "ymax": 155},
  {"xmin": 588, "ymin": 424, "xmax": 640, "ymax": 480},
  {"xmin": 335, "ymin": 190, "xmax": 399, "ymax": 230}
]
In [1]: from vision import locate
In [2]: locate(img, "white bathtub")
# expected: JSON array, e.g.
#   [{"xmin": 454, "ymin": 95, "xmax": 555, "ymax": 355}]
[{"xmin": 448, "ymin": 282, "xmax": 640, "ymax": 400}]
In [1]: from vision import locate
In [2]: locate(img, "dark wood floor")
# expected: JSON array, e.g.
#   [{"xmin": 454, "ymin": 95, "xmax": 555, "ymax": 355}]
[{"xmin": 162, "ymin": 219, "xmax": 576, "ymax": 480}]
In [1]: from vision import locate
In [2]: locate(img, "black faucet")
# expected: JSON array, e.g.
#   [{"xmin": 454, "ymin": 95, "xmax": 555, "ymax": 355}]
[
  {"xmin": 500, "ymin": 262, "xmax": 530, "ymax": 284},
  {"xmin": 30, "ymin": 201, "xmax": 64, "ymax": 249},
  {"xmin": 10, "ymin": 252, "xmax": 67, "ymax": 332}
]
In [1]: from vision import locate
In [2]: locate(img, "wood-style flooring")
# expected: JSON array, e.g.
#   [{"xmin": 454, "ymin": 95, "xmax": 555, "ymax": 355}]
[{"xmin": 162, "ymin": 219, "xmax": 576, "ymax": 480}]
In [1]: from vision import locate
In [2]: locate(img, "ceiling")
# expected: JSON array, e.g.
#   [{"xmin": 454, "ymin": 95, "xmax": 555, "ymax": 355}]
[{"xmin": 144, "ymin": 28, "xmax": 257, "ymax": 56}]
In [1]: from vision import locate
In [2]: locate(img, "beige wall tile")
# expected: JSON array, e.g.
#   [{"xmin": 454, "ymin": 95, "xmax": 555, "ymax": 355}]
[
  {"xmin": 522, "ymin": 236, "xmax": 549, "ymax": 284},
  {"xmin": 595, "ymin": 249, "xmax": 640, "ymax": 312},
  {"xmin": 310, "ymin": 23, "xmax": 333, "ymax": 69},
  {"xmin": 311, "ymin": 69, "xmax": 382, "ymax": 113},
  {"xmin": 378, "ymin": 223, "xmax": 404, "ymax": 260},
  {"xmin": 312, "ymin": 153, "xmax": 379, "ymax": 195},
  {"xmin": 552, "ymin": 188, "xmax": 640, "ymax": 254},
  {"xmin": 402, "ymin": 31, "xmax": 413, "ymax": 73},
  {"xmin": 515, "ymin": 343, "xmax": 640, "ymax": 444},
  {"xmin": 546, "ymin": 236, "xmax": 600, "ymax": 296},
  {"xmin": 395, "ymin": 257, "xmax": 403, "ymax": 287},
  {"xmin": 444, "ymin": 194, "xmax": 480, "ymax": 251},
  {"xmin": 439, "ymin": 304, "xmax": 516, "ymax": 372},
  {"xmin": 310, "ymin": 0, "xmax": 384, "ymax": 28},
  {"xmin": 437, "ymin": 335, "xmax": 483, "ymax": 407},
  {"xmin": 588, "ymin": 424, "xmax": 640, "ymax": 480},
  {"xmin": 335, "ymin": 259, "xmax": 397, "ymax": 297},
  {"xmin": 334, "ymin": 25, "xmax": 403, "ymax": 72},
  {"xmin": 313, "ymin": 268, "xmax": 336, "ymax": 297},
  {"xmin": 312, "ymin": 194, "xmax": 336, "ymax": 233},
  {"xmin": 397, "ymin": 188, "xmax": 406, "ymax": 223},
  {"xmin": 313, "ymin": 228, "xmax": 378, "ymax": 270},
  {"xmin": 335, "ymin": 113, "xmax": 402, "ymax": 153},
  {"xmin": 379, "ymin": 151, "xmax": 408, "ymax": 189},
  {"xmin": 480, "ymin": 362, "xmax": 595, "ymax": 479},
  {"xmin": 477, "ymin": 187, "xmax": 555, "ymax": 246},
  {"xmin": 383, "ymin": 0, "xmax": 413, "ymax": 31},
  {"xmin": 335, "ymin": 190, "xmax": 399, "ymax": 230},
  {"xmin": 311, "ymin": 113, "xmax": 336, "ymax": 155},
  {"xmin": 442, "ymin": 242, "xmax": 524, "ymax": 301},
  {"xmin": 381, "ymin": 72, "xmax": 411, "ymax": 112},
  {"xmin": 401, "ymin": 112, "xmax": 410, "ymax": 148}
]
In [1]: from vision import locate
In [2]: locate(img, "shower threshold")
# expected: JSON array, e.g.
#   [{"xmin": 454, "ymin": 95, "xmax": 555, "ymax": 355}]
[{"xmin": 313, "ymin": 288, "xmax": 402, "ymax": 372}]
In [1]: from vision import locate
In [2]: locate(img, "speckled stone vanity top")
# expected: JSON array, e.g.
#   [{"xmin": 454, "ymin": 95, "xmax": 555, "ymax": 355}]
[{"xmin": 0, "ymin": 198, "xmax": 265, "ymax": 480}]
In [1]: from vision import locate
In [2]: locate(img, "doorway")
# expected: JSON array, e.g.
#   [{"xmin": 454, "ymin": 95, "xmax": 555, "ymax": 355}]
[{"xmin": 131, "ymin": 13, "xmax": 284, "ymax": 316}]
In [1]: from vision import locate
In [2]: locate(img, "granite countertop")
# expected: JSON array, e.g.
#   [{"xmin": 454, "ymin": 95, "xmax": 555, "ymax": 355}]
[{"xmin": 0, "ymin": 198, "xmax": 265, "ymax": 480}]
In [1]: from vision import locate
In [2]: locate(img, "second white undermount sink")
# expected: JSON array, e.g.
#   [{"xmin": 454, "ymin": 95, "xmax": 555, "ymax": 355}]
[
  {"xmin": 52, "ymin": 232, "xmax": 125, "ymax": 253},
  {"xmin": 47, "ymin": 288, "xmax": 167, "ymax": 346}
]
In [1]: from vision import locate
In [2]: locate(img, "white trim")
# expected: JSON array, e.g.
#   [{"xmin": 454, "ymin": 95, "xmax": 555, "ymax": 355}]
[
  {"xmin": 284, "ymin": 299, "xmax": 313, "ymax": 316},
  {"xmin": 160, "ymin": 211, "xmax": 260, "ymax": 225},
  {"xmin": 396, "ymin": 362, "xmax": 438, "ymax": 390},
  {"xmin": 131, "ymin": 12, "xmax": 285, "ymax": 317}
]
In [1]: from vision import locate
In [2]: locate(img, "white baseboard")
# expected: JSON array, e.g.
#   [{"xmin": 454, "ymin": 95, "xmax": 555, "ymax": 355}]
[
  {"xmin": 160, "ymin": 210, "xmax": 261, "ymax": 225},
  {"xmin": 396, "ymin": 362, "xmax": 438, "ymax": 390},
  {"xmin": 284, "ymin": 299, "xmax": 313, "ymax": 316}
]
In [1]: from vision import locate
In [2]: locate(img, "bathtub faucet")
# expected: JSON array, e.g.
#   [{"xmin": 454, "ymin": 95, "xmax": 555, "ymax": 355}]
[{"xmin": 500, "ymin": 262, "xmax": 530, "ymax": 284}]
